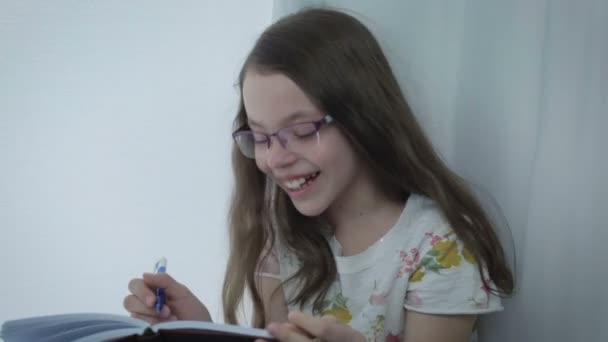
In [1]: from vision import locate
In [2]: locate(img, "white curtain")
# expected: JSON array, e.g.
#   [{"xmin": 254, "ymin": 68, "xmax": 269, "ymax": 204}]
[{"xmin": 274, "ymin": 1, "xmax": 608, "ymax": 341}]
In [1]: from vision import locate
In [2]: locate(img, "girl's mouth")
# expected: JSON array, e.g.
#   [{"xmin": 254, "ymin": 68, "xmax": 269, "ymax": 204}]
[{"xmin": 284, "ymin": 171, "xmax": 320, "ymax": 191}]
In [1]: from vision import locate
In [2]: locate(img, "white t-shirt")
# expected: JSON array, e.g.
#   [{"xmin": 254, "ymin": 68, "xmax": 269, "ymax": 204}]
[{"xmin": 258, "ymin": 194, "xmax": 503, "ymax": 341}]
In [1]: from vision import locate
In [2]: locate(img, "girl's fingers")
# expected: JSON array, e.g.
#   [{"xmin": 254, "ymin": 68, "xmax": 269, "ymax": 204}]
[
  {"xmin": 286, "ymin": 312, "xmax": 365, "ymax": 342},
  {"xmin": 127, "ymin": 278, "xmax": 156, "ymax": 307},
  {"xmin": 123, "ymin": 294, "xmax": 171, "ymax": 318},
  {"xmin": 267, "ymin": 322, "xmax": 313, "ymax": 342},
  {"xmin": 286, "ymin": 312, "xmax": 334, "ymax": 337},
  {"xmin": 123, "ymin": 294, "xmax": 154, "ymax": 315},
  {"xmin": 142, "ymin": 272, "xmax": 191, "ymax": 299},
  {"xmin": 283, "ymin": 322, "xmax": 311, "ymax": 337},
  {"xmin": 128, "ymin": 273, "xmax": 189, "ymax": 308},
  {"xmin": 130, "ymin": 306, "xmax": 175, "ymax": 324}
]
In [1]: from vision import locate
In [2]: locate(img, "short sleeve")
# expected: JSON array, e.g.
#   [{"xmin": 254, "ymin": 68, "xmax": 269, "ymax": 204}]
[
  {"xmin": 255, "ymin": 242, "xmax": 282, "ymax": 280},
  {"xmin": 404, "ymin": 226, "xmax": 503, "ymax": 315}
]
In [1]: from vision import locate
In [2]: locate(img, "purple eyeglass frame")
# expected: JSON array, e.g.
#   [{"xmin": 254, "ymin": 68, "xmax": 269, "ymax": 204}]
[{"xmin": 232, "ymin": 115, "xmax": 334, "ymax": 156}]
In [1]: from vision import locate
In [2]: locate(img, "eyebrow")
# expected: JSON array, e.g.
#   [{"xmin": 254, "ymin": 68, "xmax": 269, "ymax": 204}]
[{"xmin": 247, "ymin": 111, "xmax": 317, "ymax": 129}]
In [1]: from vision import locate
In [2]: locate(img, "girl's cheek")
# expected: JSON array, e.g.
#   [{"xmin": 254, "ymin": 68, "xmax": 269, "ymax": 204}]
[{"xmin": 255, "ymin": 158, "xmax": 269, "ymax": 173}]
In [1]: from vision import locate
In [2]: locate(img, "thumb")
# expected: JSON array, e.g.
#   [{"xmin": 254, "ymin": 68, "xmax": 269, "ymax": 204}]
[{"xmin": 142, "ymin": 272, "xmax": 191, "ymax": 298}]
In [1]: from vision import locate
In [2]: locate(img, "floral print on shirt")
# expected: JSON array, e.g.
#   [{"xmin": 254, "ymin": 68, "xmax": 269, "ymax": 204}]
[
  {"xmin": 272, "ymin": 195, "xmax": 503, "ymax": 342},
  {"xmin": 320, "ymin": 293, "xmax": 353, "ymax": 324},
  {"xmin": 408, "ymin": 230, "xmax": 476, "ymax": 284}
]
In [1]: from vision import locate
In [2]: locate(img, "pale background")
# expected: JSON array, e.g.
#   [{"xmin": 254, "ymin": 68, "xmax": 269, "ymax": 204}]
[
  {"xmin": 1, "ymin": 0, "xmax": 272, "ymax": 324},
  {"xmin": 2, "ymin": 1, "xmax": 607, "ymax": 341}
]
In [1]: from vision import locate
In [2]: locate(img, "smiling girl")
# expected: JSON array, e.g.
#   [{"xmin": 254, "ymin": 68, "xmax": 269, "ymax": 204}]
[{"xmin": 124, "ymin": 8, "xmax": 514, "ymax": 342}]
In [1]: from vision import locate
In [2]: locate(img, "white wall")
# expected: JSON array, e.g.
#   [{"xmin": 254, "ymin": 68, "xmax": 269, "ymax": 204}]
[{"xmin": 0, "ymin": 0, "xmax": 272, "ymax": 323}]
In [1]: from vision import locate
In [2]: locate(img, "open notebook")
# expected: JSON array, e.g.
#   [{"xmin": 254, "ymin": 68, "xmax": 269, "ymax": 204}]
[{"xmin": 0, "ymin": 313, "xmax": 276, "ymax": 342}]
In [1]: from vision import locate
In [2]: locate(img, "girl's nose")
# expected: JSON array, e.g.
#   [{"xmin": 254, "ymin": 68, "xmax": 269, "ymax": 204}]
[{"xmin": 265, "ymin": 137, "xmax": 297, "ymax": 169}]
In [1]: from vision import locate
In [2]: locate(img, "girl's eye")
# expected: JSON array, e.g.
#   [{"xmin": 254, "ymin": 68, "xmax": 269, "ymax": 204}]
[
  {"xmin": 291, "ymin": 123, "xmax": 317, "ymax": 138},
  {"xmin": 252, "ymin": 133, "xmax": 269, "ymax": 144}
]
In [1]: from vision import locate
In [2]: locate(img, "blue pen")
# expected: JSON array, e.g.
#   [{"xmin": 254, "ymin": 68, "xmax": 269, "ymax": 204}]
[{"xmin": 154, "ymin": 257, "xmax": 167, "ymax": 314}]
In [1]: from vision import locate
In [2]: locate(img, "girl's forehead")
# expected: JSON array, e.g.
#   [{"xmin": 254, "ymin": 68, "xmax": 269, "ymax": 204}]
[
  {"xmin": 243, "ymin": 71, "xmax": 321, "ymax": 128},
  {"xmin": 243, "ymin": 71, "xmax": 307, "ymax": 106}
]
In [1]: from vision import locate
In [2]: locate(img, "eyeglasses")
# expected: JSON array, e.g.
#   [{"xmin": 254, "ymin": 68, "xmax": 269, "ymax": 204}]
[{"xmin": 232, "ymin": 115, "xmax": 334, "ymax": 159}]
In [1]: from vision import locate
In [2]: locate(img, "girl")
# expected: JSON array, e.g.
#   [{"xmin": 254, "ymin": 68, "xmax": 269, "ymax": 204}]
[{"xmin": 124, "ymin": 8, "xmax": 514, "ymax": 342}]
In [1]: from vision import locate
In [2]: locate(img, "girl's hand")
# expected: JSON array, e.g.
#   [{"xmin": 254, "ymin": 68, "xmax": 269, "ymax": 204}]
[
  {"xmin": 260, "ymin": 311, "xmax": 366, "ymax": 342},
  {"xmin": 123, "ymin": 272, "xmax": 211, "ymax": 324}
]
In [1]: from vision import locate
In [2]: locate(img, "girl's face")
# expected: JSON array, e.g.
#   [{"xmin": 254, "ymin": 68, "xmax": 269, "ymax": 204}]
[{"xmin": 242, "ymin": 70, "xmax": 362, "ymax": 216}]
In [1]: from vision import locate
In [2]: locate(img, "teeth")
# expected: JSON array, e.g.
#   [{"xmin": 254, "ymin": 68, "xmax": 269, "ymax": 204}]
[
  {"xmin": 284, "ymin": 172, "xmax": 318, "ymax": 190},
  {"xmin": 286, "ymin": 177, "xmax": 306, "ymax": 189}
]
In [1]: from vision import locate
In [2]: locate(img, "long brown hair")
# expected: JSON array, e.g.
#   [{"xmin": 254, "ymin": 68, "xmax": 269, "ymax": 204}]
[{"xmin": 222, "ymin": 8, "xmax": 514, "ymax": 326}]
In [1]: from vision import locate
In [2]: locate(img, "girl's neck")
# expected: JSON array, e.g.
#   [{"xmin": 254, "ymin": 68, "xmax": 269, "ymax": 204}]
[{"xmin": 327, "ymin": 172, "xmax": 406, "ymax": 256}]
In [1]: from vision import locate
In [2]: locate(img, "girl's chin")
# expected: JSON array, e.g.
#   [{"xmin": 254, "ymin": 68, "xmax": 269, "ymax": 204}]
[{"xmin": 291, "ymin": 200, "xmax": 326, "ymax": 217}]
